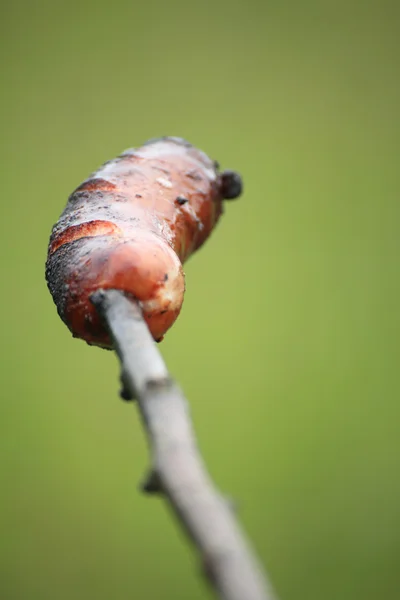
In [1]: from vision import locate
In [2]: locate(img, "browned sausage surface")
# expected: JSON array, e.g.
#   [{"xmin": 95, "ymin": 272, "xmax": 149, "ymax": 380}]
[{"xmin": 46, "ymin": 137, "xmax": 242, "ymax": 348}]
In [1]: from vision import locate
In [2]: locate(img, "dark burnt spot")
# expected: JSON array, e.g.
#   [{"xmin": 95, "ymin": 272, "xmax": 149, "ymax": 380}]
[
  {"xmin": 164, "ymin": 273, "xmax": 169, "ymax": 281},
  {"xmin": 120, "ymin": 386, "xmax": 134, "ymax": 401},
  {"xmin": 160, "ymin": 309, "xmax": 168, "ymax": 315},
  {"xmin": 121, "ymin": 167, "xmax": 143, "ymax": 177},
  {"xmin": 219, "ymin": 170, "xmax": 243, "ymax": 200},
  {"xmin": 151, "ymin": 165, "xmax": 171, "ymax": 175},
  {"xmin": 68, "ymin": 190, "xmax": 91, "ymax": 204},
  {"xmin": 117, "ymin": 152, "xmax": 141, "ymax": 164},
  {"xmin": 135, "ymin": 193, "xmax": 142, "ymax": 198},
  {"xmin": 176, "ymin": 195, "xmax": 188, "ymax": 205},
  {"xmin": 186, "ymin": 170, "xmax": 202, "ymax": 182}
]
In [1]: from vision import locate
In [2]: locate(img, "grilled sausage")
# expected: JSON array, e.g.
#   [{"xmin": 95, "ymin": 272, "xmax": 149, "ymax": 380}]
[{"xmin": 46, "ymin": 137, "xmax": 242, "ymax": 348}]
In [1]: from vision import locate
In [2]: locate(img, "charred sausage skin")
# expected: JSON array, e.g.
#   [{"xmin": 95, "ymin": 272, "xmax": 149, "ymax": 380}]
[{"xmin": 46, "ymin": 137, "xmax": 242, "ymax": 348}]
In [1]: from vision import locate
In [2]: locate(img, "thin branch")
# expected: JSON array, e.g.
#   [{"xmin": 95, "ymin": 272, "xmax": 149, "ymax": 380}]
[{"xmin": 91, "ymin": 289, "xmax": 277, "ymax": 600}]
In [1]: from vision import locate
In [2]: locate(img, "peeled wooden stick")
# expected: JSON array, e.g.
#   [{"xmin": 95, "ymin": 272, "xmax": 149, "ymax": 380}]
[{"xmin": 91, "ymin": 289, "xmax": 277, "ymax": 600}]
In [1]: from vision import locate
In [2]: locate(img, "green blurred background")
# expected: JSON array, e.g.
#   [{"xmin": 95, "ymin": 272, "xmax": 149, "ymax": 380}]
[{"xmin": 1, "ymin": 1, "xmax": 399, "ymax": 598}]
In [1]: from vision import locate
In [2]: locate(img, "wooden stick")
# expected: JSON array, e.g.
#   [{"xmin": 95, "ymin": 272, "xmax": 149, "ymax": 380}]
[{"xmin": 91, "ymin": 289, "xmax": 277, "ymax": 600}]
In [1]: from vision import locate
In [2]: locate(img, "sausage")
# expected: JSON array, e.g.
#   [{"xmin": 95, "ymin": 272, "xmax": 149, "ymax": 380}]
[{"xmin": 45, "ymin": 137, "xmax": 242, "ymax": 348}]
